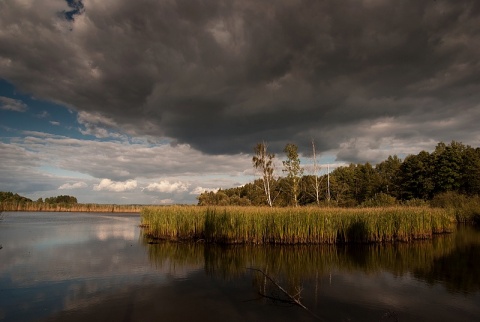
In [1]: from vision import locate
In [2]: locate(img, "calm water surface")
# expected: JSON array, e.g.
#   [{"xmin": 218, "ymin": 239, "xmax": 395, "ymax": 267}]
[{"xmin": 0, "ymin": 211, "xmax": 479, "ymax": 321}]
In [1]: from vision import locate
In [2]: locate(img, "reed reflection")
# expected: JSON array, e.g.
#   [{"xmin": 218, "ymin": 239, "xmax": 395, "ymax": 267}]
[{"xmin": 144, "ymin": 225, "xmax": 480, "ymax": 295}]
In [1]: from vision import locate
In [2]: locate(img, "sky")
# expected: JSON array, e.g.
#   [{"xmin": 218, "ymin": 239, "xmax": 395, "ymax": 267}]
[{"xmin": 1, "ymin": 0, "xmax": 480, "ymax": 205}]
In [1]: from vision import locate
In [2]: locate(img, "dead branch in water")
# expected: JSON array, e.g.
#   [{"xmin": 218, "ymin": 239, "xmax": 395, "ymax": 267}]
[{"xmin": 247, "ymin": 267, "xmax": 322, "ymax": 320}]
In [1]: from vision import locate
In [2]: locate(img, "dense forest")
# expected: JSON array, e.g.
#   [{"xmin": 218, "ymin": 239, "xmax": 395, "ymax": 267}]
[{"xmin": 198, "ymin": 141, "xmax": 480, "ymax": 207}]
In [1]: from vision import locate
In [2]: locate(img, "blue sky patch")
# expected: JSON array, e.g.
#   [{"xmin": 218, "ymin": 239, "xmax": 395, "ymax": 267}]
[
  {"xmin": 1, "ymin": 79, "xmax": 82, "ymax": 142},
  {"xmin": 62, "ymin": 0, "xmax": 85, "ymax": 22}
]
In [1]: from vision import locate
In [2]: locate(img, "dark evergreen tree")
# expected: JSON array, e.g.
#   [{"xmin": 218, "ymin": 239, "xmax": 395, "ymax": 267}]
[
  {"xmin": 398, "ymin": 151, "xmax": 434, "ymax": 200},
  {"xmin": 461, "ymin": 147, "xmax": 480, "ymax": 195},
  {"xmin": 330, "ymin": 164, "xmax": 357, "ymax": 205},
  {"xmin": 375, "ymin": 155, "xmax": 402, "ymax": 197},
  {"xmin": 282, "ymin": 143, "xmax": 303, "ymax": 207},
  {"xmin": 432, "ymin": 141, "xmax": 464, "ymax": 194}
]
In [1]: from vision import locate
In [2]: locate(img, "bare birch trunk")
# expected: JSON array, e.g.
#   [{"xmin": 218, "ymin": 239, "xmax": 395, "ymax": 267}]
[
  {"xmin": 311, "ymin": 140, "xmax": 321, "ymax": 206},
  {"xmin": 253, "ymin": 141, "xmax": 274, "ymax": 207}
]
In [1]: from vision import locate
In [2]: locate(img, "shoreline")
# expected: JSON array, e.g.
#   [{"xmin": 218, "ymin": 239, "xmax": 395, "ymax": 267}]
[{"xmin": 0, "ymin": 204, "xmax": 143, "ymax": 213}]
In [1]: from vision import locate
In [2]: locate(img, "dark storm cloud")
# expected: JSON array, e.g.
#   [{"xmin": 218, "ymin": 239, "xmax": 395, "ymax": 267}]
[{"xmin": 1, "ymin": 0, "xmax": 479, "ymax": 161}]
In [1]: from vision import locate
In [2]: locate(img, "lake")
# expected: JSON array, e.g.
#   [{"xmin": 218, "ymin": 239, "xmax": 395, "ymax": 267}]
[{"xmin": 0, "ymin": 211, "xmax": 479, "ymax": 321}]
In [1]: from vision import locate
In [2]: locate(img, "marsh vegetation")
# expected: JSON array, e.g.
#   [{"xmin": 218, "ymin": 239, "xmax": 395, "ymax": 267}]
[{"xmin": 141, "ymin": 206, "xmax": 455, "ymax": 244}]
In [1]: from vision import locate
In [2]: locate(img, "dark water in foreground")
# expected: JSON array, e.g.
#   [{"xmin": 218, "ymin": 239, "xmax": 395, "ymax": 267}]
[{"xmin": 0, "ymin": 212, "xmax": 479, "ymax": 322}]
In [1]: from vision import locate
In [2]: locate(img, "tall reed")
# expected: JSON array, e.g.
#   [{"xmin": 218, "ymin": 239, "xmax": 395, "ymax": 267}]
[{"xmin": 141, "ymin": 206, "xmax": 455, "ymax": 244}]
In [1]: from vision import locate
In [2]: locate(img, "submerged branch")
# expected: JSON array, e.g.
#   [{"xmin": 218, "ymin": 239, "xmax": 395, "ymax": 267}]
[{"xmin": 247, "ymin": 267, "xmax": 322, "ymax": 320}]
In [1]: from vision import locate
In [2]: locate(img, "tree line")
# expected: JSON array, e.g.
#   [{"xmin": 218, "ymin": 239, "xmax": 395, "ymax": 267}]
[
  {"xmin": 197, "ymin": 141, "xmax": 480, "ymax": 207},
  {"xmin": 0, "ymin": 192, "xmax": 78, "ymax": 205}
]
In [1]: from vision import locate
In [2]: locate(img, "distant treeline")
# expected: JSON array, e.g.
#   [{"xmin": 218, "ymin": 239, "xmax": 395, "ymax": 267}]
[
  {"xmin": 44, "ymin": 195, "xmax": 78, "ymax": 204},
  {"xmin": 0, "ymin": 192, "xmax": 33, "ymax": 204},
  {"xmin": 198, "ymin": 141, "xmax": 480, "ymax": 207},
  {"xmin": 0, "ymin": 192, "xmax": 78, "ymax": 204},
  {"xmin": 0, "ymin": 191, "xmax": 142, "ymax": 213}
]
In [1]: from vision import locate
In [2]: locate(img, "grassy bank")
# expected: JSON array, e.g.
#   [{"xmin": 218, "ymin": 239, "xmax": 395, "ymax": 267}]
[
  {"xmin": 141, "ymin": 206, "xmax": 455, "ymax": 244},
  {"xmin": 0, "ymin": 202, "xmax": 142, "ymax": 213}
]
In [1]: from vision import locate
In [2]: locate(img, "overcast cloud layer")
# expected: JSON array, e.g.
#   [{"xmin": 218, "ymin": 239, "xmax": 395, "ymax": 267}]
[{"xmin": 1, "ymin": 0, "xmax": 480, "ymax": 203}]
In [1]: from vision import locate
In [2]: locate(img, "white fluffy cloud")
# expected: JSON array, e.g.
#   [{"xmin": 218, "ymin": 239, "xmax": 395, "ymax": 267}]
[
  {"xmin": 58, "ymin": 181, "xmax": 87, "ymax": 190},
  {"xmin": 190, "ymin": 186, "xmax": 220, "ymax": 195},
  {"xmin": 93, "ymin": 179, "xmax": 137, "ymax": 192},
  {"xmin": 143, "ymin": 180, "xmax": 189, "ymax": 193}
]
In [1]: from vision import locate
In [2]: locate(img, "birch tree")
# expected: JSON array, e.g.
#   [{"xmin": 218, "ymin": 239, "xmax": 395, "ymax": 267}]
[
  {"xmin": 283, "ymin": 143, "xmax": 303, "ymax": 207},
  {"xmin": 310, "ymin": 139, "xmax": 322, "ymax": 205},
  {"xmin": 252, "ymin": 142, "xmax": 275, "ymax": 207}
]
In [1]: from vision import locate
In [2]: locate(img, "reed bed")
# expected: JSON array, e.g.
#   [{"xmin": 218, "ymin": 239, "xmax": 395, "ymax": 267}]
[
  {"xmin": 141, "ymin": 206, "xmax": 455, "ymax": 244},
  {"xmin": 0, "ymin": 202, "xmax": 142, "ymax": 213}
]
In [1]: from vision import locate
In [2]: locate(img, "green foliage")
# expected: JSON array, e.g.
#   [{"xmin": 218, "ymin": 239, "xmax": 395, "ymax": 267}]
[
  {"xmin": 461, "ymin": 147, "xmax": 480, "ymax": 195},
  {"xmin": 430, "ymin": 192, "xmax": 480, "ymax": 223},
  {"xmin": 0, "ymin": 191, "xmax": 32, "ymax": 203},
  {"xmin": 361, "ymin": 193, "xmax": 397, "ymax": 207},
  {"xmin": 375, "ymin": 155, "xmax": 401, "ymax": 197},
  {"xmin": 329, "ymin": 163, "xmax": 381, "ymax": 206},
  {"xmin": 432, "ymin": 141, "xmax": 464, "ymax": 193},
  {"xmin": 252, "ymin": 142, "xmax": 275, "ymax": 207},
  {"xmin": 282, "ymin": 143, "xmax": 303, "ymax": 207},
  {"xmin": 298, "ymin": 175, "xmax": 325, "ymax": 205},
  {"xmin": 44, "ymin": 195, "xmax": 78, "ymax": 204},
  {"xmin": 397, "ymin": 141, "xmax": 480, "ymax": 200},
  {"xmin": 0, "ymin": 192, "xmax": 77, "ymax": 205},
  {"xmin": 200, "ymin": 140, "xmax": 480, "ymax": 207},
  {"xmin": 329, "ymin": 164, "xmax": 356, "ymax": 205},
  {"xmin": 398, "ymin": 151, "xmax": 435, "ymax": 200},
  {"xmin": 197, "ymin": 190, "xmax": 251, "ymax": 206}
]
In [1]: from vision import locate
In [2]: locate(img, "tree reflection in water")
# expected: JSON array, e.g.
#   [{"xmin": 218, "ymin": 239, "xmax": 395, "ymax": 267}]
[
  {"xmin": 145, "ymin": 225, "xmax": 480, "ymax": 294},
  {"xmin": 144, "ymin": 225, "xmax": 480, "ymax": 321}
]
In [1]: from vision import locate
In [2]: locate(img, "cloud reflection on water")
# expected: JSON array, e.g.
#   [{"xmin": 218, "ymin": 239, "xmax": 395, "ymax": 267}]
[{"xmin": 1, "ymin": 212, "xmax": 480, "ymax": 322}]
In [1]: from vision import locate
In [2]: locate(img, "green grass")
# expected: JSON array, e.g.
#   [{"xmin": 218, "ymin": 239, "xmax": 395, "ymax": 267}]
[{"xmin": 141, "ymin": 206, "xmax": 455, "ymax": 244}]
